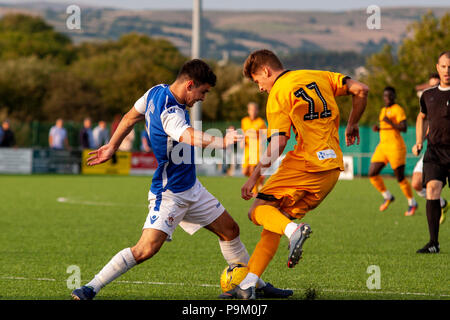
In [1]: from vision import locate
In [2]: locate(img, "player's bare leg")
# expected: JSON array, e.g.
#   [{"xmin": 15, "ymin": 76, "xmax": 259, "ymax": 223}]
[
  {"xmin": 412, "ymin": 171, "xmax": 447, "ymax": 223},
  {"xmin": 72, "ymin": 229, "xmax": 167, "ymax": 300},
  {"xmin": 131, "ymin": 228, "xmax": 168, "ymax": 263}
]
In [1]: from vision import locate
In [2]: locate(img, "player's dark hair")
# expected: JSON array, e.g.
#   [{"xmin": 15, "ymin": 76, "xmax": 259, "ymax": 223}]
[
  {"xmin": 243, "ymin": 49, "xmax": 284, "ymax": 79},
  {"xmin": 438, "ymin": 51, "xmax": 450, "ymax": 61},
  {"xmin": 383, "ymin": 86, "xmax": 396, "ymax": 96},
  {"xmin": 177, "ymin": 59, "xmax": 216, "ymax": 87}
]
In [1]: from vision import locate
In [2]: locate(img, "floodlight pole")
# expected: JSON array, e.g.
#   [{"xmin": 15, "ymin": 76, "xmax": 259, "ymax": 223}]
[
  {"xmin": 191, "ymin": 0, "xmax": 202, "ymax": 129},
  {"xmin": 192, "ymin": 0, "xmax": 202, "ymax": 163}
]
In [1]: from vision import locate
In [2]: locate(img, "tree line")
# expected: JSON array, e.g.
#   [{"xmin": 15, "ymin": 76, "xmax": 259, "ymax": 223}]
[{"xmin": 0, "ymin": 11, "xmax": 448, "ymax": 130}]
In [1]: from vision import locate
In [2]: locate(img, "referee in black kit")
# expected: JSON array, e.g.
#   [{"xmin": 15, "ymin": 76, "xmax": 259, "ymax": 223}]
[{"xmin": 413, "ymin": 51, "xmax": 450, "ymax": 253}]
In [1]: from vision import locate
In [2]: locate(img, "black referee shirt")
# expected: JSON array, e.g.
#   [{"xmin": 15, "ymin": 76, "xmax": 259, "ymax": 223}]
[{"xmin": 420, "ymin": 85, "xmax": 450, "ymax": 146}]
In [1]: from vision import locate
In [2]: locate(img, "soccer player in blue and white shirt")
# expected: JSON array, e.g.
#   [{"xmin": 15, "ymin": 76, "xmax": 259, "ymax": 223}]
[{"xmin": 71, "ymin": 59, "xmax": 292, "ymax": 300}]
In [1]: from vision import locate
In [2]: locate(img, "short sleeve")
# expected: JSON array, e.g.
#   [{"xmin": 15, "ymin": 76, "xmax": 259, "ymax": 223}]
[
  {"xmin": 134, "ymin": 90, "xmax": 150, "ymax": 114},
  {"xmin": 327, "ymin": 72, "xmax": 350, "ymax": 97},
  {"xmin": 241, "ymin": 117, "xmax": 247, "ymax": 132},
  {"xmin": 396, "ymin": 106, "xmax": 407, "ymax": 123},
  {"xmin": 266, "ymin": 89, "xmax": 291, "ymax": 141},
  {"xmin": 258, "ymin": 118, "xmax": 267, "ymax": 130},
  {"xmin": 420, "ymin": 93, "xmax": 427, "ymax": 115},
  {"xmin": 160, "ymin": 106, "xmax": 191, "ymax": 142}
]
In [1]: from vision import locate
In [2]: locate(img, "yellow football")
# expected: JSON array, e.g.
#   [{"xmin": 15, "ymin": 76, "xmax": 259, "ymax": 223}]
[{"xmin": 220, "ymin": 263, "xmax": 249, "ymax": 292}]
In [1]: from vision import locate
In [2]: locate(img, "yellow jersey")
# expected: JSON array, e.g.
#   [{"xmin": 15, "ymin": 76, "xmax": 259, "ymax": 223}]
[
  {"xmin": 266, "ymin": 70, "xmax": 349, "ymax": 172},
  {"xmin": 241, "ymin": 116, "xmax": 267, "ymax": 166},
  {"xmin": 241, "ymin": 116, "xmax": 267, "ymax": 145},
  {"xmin": 378, "ymin": 104, "xmax": 406, "ymax": 149}
]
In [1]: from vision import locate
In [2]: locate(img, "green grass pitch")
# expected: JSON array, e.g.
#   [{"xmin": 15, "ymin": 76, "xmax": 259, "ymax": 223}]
[{"xmin": 0, "ymin": 174, "xmax": 448, "ymax": 300}]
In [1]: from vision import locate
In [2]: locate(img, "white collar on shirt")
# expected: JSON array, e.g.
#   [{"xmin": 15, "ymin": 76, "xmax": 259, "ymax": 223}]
[{"xmin": 438, "ymin": 85, "xmax": 450, "ymax": 91}]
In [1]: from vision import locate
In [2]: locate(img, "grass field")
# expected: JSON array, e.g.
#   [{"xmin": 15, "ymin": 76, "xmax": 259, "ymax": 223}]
[{"xmin": 0, "ymin": 174, "xmax": 449, "ymax": 300}]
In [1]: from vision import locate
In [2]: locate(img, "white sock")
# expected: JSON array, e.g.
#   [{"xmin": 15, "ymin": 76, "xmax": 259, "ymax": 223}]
[
  {"xmin": 382, "ymin": 190, "xmax": 393, "ymax": 200},
  {"xmin": 86, "ymin": 248, "xmax": 137, "ymax": 293},
  {"xmin": 219, "ymin": 237, "xmax": 265, "ymax": 289},
  {"xmin": 408, "ymin": 198, "xmax": 417, "ymax": 206},
  {"xmin": 284, "ymin": 222, "xmax": 298, "ymax": 239},
  {"xmin": 218, "ymin": 236, "xmax": 250, "ymax": 265},
  {"xmin": 239, "ymin": 272, "xmax": 259, "ymax": 290},
  {"xmin": 416, "ymin": 188, "xmax": 427, "ymax": 198}
]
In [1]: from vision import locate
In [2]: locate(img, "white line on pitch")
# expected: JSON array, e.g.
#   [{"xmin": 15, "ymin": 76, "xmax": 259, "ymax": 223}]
[
  {"xmin": 1, "ymin": 275, "xmax": 449, "ymax": 298},
  {"xmin": 57, "ymin": 197, "xmax": 145, "ymax": 207}
]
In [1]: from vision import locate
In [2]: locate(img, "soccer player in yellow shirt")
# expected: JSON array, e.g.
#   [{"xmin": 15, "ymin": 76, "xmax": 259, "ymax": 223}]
[
  {"xmin": 219, "ymin": 49, "xmax": 368, "ymax": 299},
  {"xmin": 241, "ymin": 102, "xmax": 267, "ymax": 193},
  {"xmin": 368, "ymin": 87, "xmax": 418, "ymax": 216}
]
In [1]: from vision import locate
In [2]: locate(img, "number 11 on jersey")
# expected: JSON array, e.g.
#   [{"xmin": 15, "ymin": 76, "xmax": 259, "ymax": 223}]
[{"xmin": 294, "ymin": 82, "xmax": 332, "ymax": 121}]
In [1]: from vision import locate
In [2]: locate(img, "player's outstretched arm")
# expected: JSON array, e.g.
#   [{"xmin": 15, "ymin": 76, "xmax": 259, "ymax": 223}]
[
  {"xmin": 87, "ymin": 107, "xmax": 144, "ymax": 166},
  {"xmin": 179, "ymin": 127, "xmax": 243, "ymax": 149},
  {"xmin": 345, "ymin": 79, "xmax": 369, "ymax": 146}
]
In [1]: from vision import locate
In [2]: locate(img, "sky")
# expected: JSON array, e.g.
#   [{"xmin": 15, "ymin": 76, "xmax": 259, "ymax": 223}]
[{"xmin": 4, "ymin": 0, "xmax": 450, "ymax": 11}]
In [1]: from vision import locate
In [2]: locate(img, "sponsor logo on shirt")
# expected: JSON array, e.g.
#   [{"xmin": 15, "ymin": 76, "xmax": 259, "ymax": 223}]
[{"xmin": 317, "ymin": 149, "xmax": 337, "ymax": 160}]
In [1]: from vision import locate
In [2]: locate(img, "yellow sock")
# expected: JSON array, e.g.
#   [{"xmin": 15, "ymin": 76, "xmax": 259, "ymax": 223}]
[
  {"xmin": 399, "ymin": 178, "xmax": 413, "ymax": 199},
  {"xmin": 251, "ymin": 205, "xmax": 292, "ymax": 235},
  {"xmin": 369, "ymin": 175, "xmax": 387, "ymax": 193},
  {"xmin": 248, "ymin": 229, "xmax": 281, "ymax": 277}
]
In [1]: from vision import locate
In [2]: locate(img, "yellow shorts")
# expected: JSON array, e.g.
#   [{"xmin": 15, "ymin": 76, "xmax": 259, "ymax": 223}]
[
  {"xmin": 257, "ymin": 165, "xmax": 341, "ymax": 220},
  {"xmin": 371, "ymin": 144, "xmax": 406, "ymax": 170}
]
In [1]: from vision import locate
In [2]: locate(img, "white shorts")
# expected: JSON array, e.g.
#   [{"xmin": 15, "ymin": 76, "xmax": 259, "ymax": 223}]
[
  {"xmin": 143, "ymin": 179, "xmax": 225, "ymax": 240},
  {"xmin": 413, "ymin": 155, "xmax": 424, "ymax": 174}
]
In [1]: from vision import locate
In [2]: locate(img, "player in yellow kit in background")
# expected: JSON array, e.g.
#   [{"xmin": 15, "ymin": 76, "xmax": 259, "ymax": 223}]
[
  {"xmin": 369, "ymin": 87, "xmax": 418, "ymax": 216},
  {"xmin": 220, "ymin": 49, "xmax": 368, "ymax": 299},
  {"xmin": 241, "ymin": 102, "xmax": 267, "ymax": 193}
]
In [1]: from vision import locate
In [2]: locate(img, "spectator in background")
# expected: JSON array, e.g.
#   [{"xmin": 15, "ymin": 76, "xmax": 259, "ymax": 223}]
[
  {"xmin": 0, "ymin": 123, "xmax": 3, "ymax": 145},
  {"xmin": 49, "ymin": 118, "xmax": 69, "ymax": 150},
  {"xmin": 111, "ymin": 114, "xmax": 121, "ymax": 137},
  {"xmin": 118, "ymin": 128, "xmax": 135, "ymax": 152},
  {"xmin": 223, "ymin": 125, "xmax": 238, "ymax": 176},
  {"xmin": 109, "ymin": 115, "xmax": 122, "ymax": 164},
  {"xmin": 0, "ymin": 120, "xmax": 15, "ymax": 147},
  {"xmin": 93, "ymin": 120, "xmax": 109, "ymax": 149},
  {"xmin": 241, "ymin": 102, "xmax": 267, "ymax": 193},
  {"xmin": 415, "ymin": 73, "xmax": 440, "ymax": 98},
  {"xmin": 140, "ymin": 129, "xmax": 152, "ymax": 153},
  {"xmin": 79, "ymin": 117, "xmax": 95, "ymax": 149}
]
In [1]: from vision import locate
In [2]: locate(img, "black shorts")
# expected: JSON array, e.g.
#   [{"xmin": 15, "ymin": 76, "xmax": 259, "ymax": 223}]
[{"xmin": 423, "ymin": 161, "xmax": 450, "ymax": 188}]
